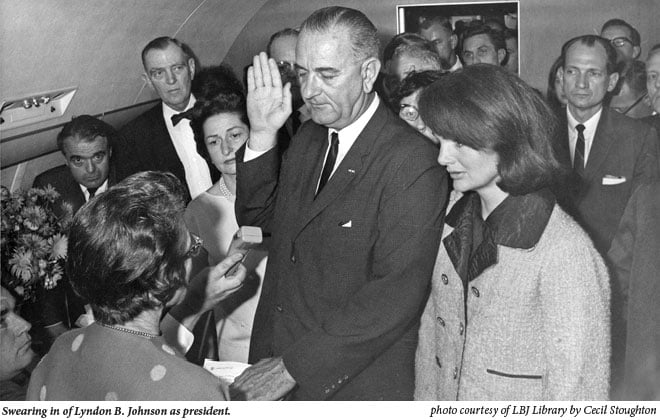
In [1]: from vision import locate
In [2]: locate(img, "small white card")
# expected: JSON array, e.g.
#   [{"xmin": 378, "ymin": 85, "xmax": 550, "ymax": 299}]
[
  {"xmin": 602, "ymin": 175, "xmax": 626, "ymax": 185},
  {"xmin": 203, "ymin": 360, "xmax": 250, "ymax": 385}
]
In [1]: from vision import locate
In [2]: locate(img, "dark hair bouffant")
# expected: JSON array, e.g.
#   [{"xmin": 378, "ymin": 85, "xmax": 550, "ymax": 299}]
[
  {"xmin": 189, "ymin": 65, "xmax": 247, "ymax": 163},
  {"xmin": 67, "ymin": 171, "xmax": 190, "ymax": 325},
  {"xmin": 419, "ymin": 64, "xmax": 563, "ymax": 196}
]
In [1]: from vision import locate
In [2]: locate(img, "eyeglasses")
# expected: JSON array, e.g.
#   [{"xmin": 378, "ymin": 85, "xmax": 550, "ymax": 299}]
[
  {"xmin": 610, "ymin": 37, "xmax": 633, "ymax": 48},
  {"xmin": 276, "ymin": 61, "xmax": 295, "ymax": 74},
  {"xmin": 186, "ymin": 233, "xmax": 203, "ymax": 258},
  {"xmin": 399, "ymin": 104, "xmax": 420, "ymax": 122}
]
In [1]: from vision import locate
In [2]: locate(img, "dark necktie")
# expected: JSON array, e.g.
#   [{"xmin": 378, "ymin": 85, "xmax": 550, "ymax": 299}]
[
  {"xmin": 87, "ymin": 187, "xmax": 97, "ymax": 200},
  {"xmin": 171, "ymin": 109, "xmax": 194, "ymax": 126},
  {"xmin": 317, "ymin": 131, "xmax": 339, "ymax": 196},
  {"xmin": 574, "ymin": 124, "xmax": 585, "ymax": 175}
]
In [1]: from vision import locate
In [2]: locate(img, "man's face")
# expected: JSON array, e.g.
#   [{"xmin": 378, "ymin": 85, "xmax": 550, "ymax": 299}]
[
  {"xmin": 646, "ymin": 52, "xmax": 660, "ymax": 113},
  {"xmin": 505, "ymin": 37, "xmax": 519, "ymax": 73},
  {"xmin": 143, "ymin": 43, "xmax": 195, "ymax": 111},
  {"xmin": 63, "ymin": 135, "xmax": 112, "ymax": 189},
  {"xmin": 0, "ymin": 287, "xmax": 35, "ymax": 381},
  {"xmin": 462, "ymin": 34, "xmax": 505, "ymax": 66},
  {"xmin": 419, "ymin": 23, "xmax": 456, "ymax": 67},
  {"xmin": 601, "ymin": 25, "xmax": 640, "ymax": 63},
  {"xmin": 560, "ymin": 42, "xmax": 619, "ymax": 122},
  {"xmin": 296, "ymin": 28, "xmax": 379, "ymax": 130}
]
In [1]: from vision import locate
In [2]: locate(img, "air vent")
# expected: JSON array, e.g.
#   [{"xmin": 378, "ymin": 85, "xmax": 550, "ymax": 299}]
[{"xmin": 0, "ymin": 87, "xmax": 77, "ymax": 131}]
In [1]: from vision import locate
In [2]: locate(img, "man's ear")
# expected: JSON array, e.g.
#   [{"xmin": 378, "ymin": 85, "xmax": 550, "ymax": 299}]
[
  {"xmin": 497, "ymin": 48, "xmax": 507, "ymax": 65},
  {"xmin": 632, "ymin": 46, "xmax": 641, "ymax": 60},
  {"xmin": 607, "ymin": 72, "xmax": 620, "ymax": 92},
  {"xmin": 450, "ymin": 34, "xmax": 458, "ymax": 50},
  {"xmin": 361, "ymin": 57, "xmax": 381, "ymax": 93},
  {"xmin": 188, "ymin": 57, "xmax": 196, "ymax": 80}
]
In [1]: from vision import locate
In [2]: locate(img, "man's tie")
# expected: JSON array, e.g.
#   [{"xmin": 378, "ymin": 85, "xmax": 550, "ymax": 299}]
[
  {"xmin": 317, "ymin": 131, "xmax": 339, "ymax": 196},
  {"xmin": 87, "ymin": 187, "xmax": 97, "ymax": 200},
  {"xmin": 171, "ymin": 109, "xmax": 194, "ymax": 126},
  {"xmin": 574, "ymin": 124, "xmax": 585, "ymax": 176}
]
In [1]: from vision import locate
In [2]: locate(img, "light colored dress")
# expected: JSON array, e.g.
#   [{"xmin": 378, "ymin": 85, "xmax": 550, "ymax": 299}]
[
  {"xmin": 26, "ymin": 323, "xmax": 226, "ymax": 400},
  {"xmin": 184, "ymin": 184, "xmax": 267, "ymax": 363}
]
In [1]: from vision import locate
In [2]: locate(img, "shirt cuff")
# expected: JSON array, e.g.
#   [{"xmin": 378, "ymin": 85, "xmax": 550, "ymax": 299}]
[
  {"xmin": 160, "ymin": 313, "xmax": 194, "ymax": 354},
  {"xmin": 243, "ymin": 143, "xmax": 273, "ymax": 162}
]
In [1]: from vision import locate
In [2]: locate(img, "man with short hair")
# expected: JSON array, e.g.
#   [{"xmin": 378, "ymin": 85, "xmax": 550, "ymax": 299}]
[
  {"xmin": 33, "ymin": 115, "xmax": 117, "ymax": 340},
  {"xmin": 267, "ymin": 28, "xmax": 309, "ymax": 138},
  {"xmin": 461, "ymin": 23, "xmax": 507, "ymax": 66},
  {"xmin": 231, "ymin": 6, "xmax": 447, "ymax": 400},
  {"xmin": 554, "ymin": 35, "xmax": 659, "ymax": 254},
  {"xmin": 417, "ymin": 15, "xmax": 462, "ymax": 72},
  {"xmin": 600, "ymin": 18, "xmax": 642, "ymax": 67},
  {"xmin": 34, "ymin": 115, "xmax": 116, "ymax": 219},
  {"xmin": 116, "ymin": 37, "xmax": 218, "ymax": 199},
  {"xmin": 388, "ymin": 34, "xmax": 442, "ymax": 80}
]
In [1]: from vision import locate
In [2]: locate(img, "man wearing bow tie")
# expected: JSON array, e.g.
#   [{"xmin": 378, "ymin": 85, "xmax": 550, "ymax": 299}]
[{"xmin": 117, "ymin": 36, "xmax": 218, "ymax": 199}]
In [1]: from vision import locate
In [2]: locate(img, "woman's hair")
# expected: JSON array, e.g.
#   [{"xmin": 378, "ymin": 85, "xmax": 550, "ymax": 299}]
[
  {"xmin": 190, "ymin": 66, "xmax": 248, "ymax": 163},
  {"xmin": 419, "ymin": 64, "xmax": 563, "ymax": 195},
  {"xmin": 389, "ymin": 70, "xmax": 446, "ymax": 110},
  {"xmin": 66, "ymin": 171, "xmax": 190, "ymax": 324}
]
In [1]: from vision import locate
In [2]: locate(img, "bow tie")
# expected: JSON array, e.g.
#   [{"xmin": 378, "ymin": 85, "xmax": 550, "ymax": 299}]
[{"xmin": 171, "ymin": 109, "xmax": 194, "ymax": 126}]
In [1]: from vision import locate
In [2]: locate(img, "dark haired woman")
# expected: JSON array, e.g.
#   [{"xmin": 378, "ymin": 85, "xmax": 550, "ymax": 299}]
[
  {"xmin": 186, "ymin": 81, "xmax": 267, "ymax": 363},
  {"xmin": 414, "ymin": 65, "xmax": 610, "ymax": 400},
  {"xmin": 27, "ymin": 172, "xmax": 245, "ymax": 400}
]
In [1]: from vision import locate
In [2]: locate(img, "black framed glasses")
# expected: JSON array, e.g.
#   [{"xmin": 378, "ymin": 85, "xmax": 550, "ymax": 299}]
[
  {"xmin": 399, "ymin": 104, "xmax": 420, "ymax": 122},
  {"xmin": 276, "ymin": 61, "xmax": 295, "ymax": 74},
  {"xmin": 610, "ymin": 37, "xmax": 633, "ymax": 48},
  {"xmin": 186, "ymin": 233, "xmax": 203, "ymax": 258}
]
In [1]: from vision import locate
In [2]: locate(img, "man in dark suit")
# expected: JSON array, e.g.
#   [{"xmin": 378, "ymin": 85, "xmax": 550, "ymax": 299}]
[
  {"xmin": 554, "ymin": 35, "xmax": 659, "ymax": 255},
  {"xmin": 116, "ymin": 37, "xmax": 218, "ymax": 199},
  {"xmin": 231, "ymin": 7, "xmax": 448, "ymax": 400},
  {"xmin": 32, "ymin": 115, "xmax": 117, "ymax": 343},
  {"xmin": 33, "ymin": 115, "xmax": 116, "ymax": 219}
]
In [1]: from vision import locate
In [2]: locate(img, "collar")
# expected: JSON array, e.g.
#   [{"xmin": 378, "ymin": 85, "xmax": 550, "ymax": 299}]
[
  {"xmin": 332, "ymin": 93, "xmax": 380, "ymax": 144},
  {"xmin": 448, "ymin": 58, "xmax": 463, "ymax": 72},
  {"xmin": 567, "ymin": 105, "xmax": 602, "ymax": 134},
  {"xmin": 162, "ymin": 94, "xmax": 196, "ymax": 120},
  {"xmin": 444, "ymin": 189, "xmax": 555, "ymax": 284},
  {"xmin": 80, "ymin": 178, "xmax": 109, "ymax": 200}
]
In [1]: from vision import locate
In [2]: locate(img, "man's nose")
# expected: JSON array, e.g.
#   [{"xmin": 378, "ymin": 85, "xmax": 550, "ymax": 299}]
[
  {"xmin": 165, "ymin": 69, "xmax": 177, "ymax": 85},
  {"xmin": 301, "ymin": 75, "xmax": 319, "ymax": 99},
  {"xmin": 577, "ymin": 72, "xmax": 589, "ymax": 88},
  {"xmin": 84, "ymin": 160, "xmax": 96, "ymax": 174}
]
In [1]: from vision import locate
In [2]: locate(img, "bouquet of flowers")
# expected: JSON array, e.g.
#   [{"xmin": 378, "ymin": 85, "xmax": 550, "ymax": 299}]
[{"xmin": 1, "ymin": 185, "xmax": 71, "ymax": 301}]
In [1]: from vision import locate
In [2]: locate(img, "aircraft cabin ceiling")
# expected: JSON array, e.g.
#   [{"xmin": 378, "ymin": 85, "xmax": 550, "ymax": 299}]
[{"xmin": 1, "ymin": 0, "xmax": 659, "ymax": 187}]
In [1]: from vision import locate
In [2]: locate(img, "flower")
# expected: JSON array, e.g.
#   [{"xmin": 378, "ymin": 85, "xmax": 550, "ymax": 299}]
[
  {"xmin": 1, "ymin": 186, "xmax": 68, "ymax": 301},
  {"xmin": 49, "ymin": 233, "xmax": 68, "ymax": 260},
  {"xmin": 9, "ymin": 249, "xmax": 34, "ymax": 282}
]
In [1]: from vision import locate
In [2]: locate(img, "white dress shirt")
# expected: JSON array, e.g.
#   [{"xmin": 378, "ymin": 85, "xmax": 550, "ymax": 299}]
[
  {"xmin": 80, "ymin": 179, "xmax": 108, "ymax": 202},
  {"xmin": 245, "ymin": 94, "xmax": 381, "ymax": 191},
  {"xmin": 567, "ymin": 106, "xmax": 602, "ymax": 166},
  {"xmin": 162, "ymin": 95, "xmax": 212, "ymax": 199}
]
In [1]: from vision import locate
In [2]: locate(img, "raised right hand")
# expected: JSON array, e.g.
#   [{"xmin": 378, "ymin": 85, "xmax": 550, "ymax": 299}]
[{"xmin": 246, "ymin": 52, "xmax": 293, "ymax": 151}]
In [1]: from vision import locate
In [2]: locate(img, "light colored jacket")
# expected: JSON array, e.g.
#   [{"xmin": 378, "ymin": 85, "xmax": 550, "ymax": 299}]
[{"xmin": 415, "ymin": 205, "xmax": 610, "ymax": 400}]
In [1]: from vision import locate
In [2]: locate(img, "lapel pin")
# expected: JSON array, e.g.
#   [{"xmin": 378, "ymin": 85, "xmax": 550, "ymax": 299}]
[{"xmin": 348, "ymin": 169, "xmax": 355, "ymax": 174}]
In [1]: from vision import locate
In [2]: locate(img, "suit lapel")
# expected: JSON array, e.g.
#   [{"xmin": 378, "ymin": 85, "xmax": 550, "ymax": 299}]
[
  {"xmin": 584, "ymin": 109, "xmax": 616, "ymax": 180},
  {"xmin": 291, "ymin": 102, "xmax": 388, "ymax": 239}
]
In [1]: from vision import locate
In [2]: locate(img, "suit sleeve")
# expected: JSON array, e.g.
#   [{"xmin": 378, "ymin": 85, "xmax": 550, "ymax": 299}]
[
  {"xmin": 235, "ymin": 144, "xmax": 281, "ymax": 233},
  {"xmin": 282, "ymin": 150, "xmax": 447, "ymax": 399},
  {"xmin": 632, "ymin": 126, "xmax": 660, "ymax": 188},
  {"xmin": 540, "ymin": 224, "xmax": 610, "ymax": 400}
]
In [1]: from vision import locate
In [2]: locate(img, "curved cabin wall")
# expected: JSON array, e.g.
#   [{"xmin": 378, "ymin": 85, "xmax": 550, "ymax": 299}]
[{"xmin": 2, "ymin": 0, "xmax": 659, "ymax": 191}]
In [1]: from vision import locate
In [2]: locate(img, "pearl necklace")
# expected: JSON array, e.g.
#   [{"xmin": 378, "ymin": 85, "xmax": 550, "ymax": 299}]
[
  {"xmin": 98, "ymin": 322, "xmax": 160, "ymax": 339},
  {"xmin": 218, "ymin": 177, "xmax": 235, "ymax": 198}
]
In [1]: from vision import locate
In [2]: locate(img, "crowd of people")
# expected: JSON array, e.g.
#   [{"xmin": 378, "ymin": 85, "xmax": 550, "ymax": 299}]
[{"xmin": 2, "ymin": 5, "xmax": 659, "ymax": 402}]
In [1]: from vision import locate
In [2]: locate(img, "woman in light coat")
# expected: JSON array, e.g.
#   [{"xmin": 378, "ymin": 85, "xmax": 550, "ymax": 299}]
[{"xmin": 415, "ymin": 65, "xmax": 610, "ymax": 400}]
